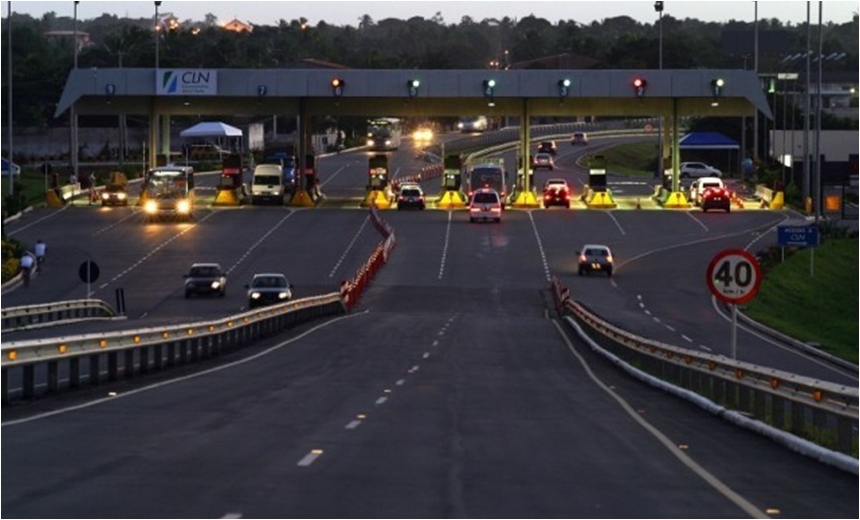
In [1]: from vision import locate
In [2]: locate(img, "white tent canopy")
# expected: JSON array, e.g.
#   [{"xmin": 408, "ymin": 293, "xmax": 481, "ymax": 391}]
[{"xmin": 180, "ymin": 121, "xmax": 243, "ymax": 138}]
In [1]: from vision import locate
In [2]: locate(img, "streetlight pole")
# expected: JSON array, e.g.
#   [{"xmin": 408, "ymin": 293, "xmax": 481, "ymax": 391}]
[
  {"xmin": 154, "ymin": 1, "xmax": 161, "ymax": 69},
  {"xmin": 6, "ymin": 1, "xmax": 13, "ymax": 198},
  {"xmin": 654, "ymin": 1, "xmax": 665, "ymax": 184},
  {"xmin": 71, "ymin": 0, "xmax": 79, "ymax": 181},
  {"xmin": 753, "ymin": 1, "xmax": 759, "ymax": 162}
]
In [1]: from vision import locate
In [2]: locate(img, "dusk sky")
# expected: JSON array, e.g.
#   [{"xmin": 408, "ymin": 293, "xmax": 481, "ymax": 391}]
[{"xmin": 3, "ymin": 1, "xmax": 857, "ymax": 27}]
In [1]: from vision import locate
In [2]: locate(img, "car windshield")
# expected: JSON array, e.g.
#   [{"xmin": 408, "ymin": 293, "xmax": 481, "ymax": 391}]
[
  {"xmin": 191, "ymin": 266, "xmax": 219, "ymax": 277},
  {"xmin": 255, "ymin": 175, "xmax": 281, "ymax": 185},
  {"xmin": 702, "ymin": 182, "xmax": 722, "ymax": 189},
  {"xmin": 473, "ymin": 193, "xmax": 499, "ymax": 204},
  {"xmin": 585, "ymin": 248, "xmax": 609, "ymax": 257},
  {"xmin": 253, "ymin": 276, "xmax": 286, "ymax": 288},
  {"xmin": 401, "ymin": 189, "xmax": 422, "ymax": 197}
]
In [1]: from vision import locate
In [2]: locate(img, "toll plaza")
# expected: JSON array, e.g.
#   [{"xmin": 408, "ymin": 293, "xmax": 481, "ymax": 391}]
[{"xmin": 55, "ymin": 68, "xmax": 772, "ymax": 208}]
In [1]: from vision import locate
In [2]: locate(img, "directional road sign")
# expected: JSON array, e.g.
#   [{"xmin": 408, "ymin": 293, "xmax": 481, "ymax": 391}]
[{"xmin": 777, "ymin": 225, "xmax": 819, "ymax": 247}]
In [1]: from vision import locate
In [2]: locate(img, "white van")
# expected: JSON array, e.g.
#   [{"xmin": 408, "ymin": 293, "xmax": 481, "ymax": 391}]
[{"xmin": 251, "ymin": 164, "xmax": 286, "ymax": 205}]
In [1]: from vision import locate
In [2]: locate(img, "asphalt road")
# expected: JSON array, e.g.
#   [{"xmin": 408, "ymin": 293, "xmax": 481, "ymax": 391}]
[{"xmin": 2, "ymin": 133, "xmax": 856, "ymax": 518}]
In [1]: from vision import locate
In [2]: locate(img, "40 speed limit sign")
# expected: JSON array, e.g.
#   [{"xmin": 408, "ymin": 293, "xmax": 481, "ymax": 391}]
[{"xmin": 706, "ymin": 249, "xmax": 762, "ymax": 304}]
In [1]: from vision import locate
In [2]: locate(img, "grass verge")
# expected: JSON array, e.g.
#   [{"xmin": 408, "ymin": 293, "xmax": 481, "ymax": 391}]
[{"xmin": 744, "ymin": 238, "xmax": 859, "ymax": 364}]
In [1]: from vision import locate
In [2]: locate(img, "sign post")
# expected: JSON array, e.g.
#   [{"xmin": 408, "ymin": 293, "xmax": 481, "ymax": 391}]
[
  {"xmin": 777, "ymin": 224, "xmax": 820, "ymax": 277},
  {"xmin": 706, "ymin": 249, "xmax": 762, "ymax": 359}
]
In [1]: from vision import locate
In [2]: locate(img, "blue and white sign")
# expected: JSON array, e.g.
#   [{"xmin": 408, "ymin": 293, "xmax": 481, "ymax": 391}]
[
  {"xmin": 777, "ymin": 225, "xmax": 819, "ymax": 247},
  {"xmin": 156, "ymin": 69, "xmax": 218, "ymax": 96}
]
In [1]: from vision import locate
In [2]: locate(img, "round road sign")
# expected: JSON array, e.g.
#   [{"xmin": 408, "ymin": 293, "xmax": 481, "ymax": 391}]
[
  {"xmin": 706, "ymin": 249, "xmax": 762, "ymax": 305},
  {"xmin": 78, "ymin": 260, "xmax": 100, "ymax": 284}
]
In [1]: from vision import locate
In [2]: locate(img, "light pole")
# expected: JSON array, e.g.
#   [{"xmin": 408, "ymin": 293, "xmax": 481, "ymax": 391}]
[
  {"xmin": 753, "ymin": 1, "xmax": 759, "ymax": 161},
  {"xmin": 154, "ymin": 1, "xmax": 161, "ymax": 69},
  {"xmin": 6, "ymin": 1, "xmax": 13, "ymax": 198},
  {"xmin": 71, "ymin": 0, "xmax": 80, "ymax": 181},
  {"xmin": 654, "ymin": 1, "xmax": 664, "ymax": 183}
]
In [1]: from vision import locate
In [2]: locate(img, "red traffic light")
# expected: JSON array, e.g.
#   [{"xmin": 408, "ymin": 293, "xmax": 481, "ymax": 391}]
[
  {"xmin": 632, "ymin": 77, "xmax": 647, "ymax": 97},
  {"xmin": 331, "ymin": 78, "xmax": 345, "ymax": 97}
]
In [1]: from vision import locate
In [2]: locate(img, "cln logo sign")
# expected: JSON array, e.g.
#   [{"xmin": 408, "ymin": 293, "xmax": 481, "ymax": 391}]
[{"xmin": 156, "ymin": 69, "xmax": 218, "ymax": 96}]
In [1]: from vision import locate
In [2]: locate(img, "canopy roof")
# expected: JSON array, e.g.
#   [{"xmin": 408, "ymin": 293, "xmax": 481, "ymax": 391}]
[
  {"xmin": 180, "ymin": 121, "xmax": 243, "ymax": 138},
  {"xmin": 679, "ymin": 131, "xmax": 739, "ymax": 150}
]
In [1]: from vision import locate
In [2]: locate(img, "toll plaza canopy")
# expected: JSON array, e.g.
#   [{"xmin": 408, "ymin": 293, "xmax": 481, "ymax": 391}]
[
  {"xmin": 55, "ymin": 68, "xmax": 773, "ymax": 119},
  {"xmin": 179, "ymin": 121, "xmax": 243, "ymax": 138}
]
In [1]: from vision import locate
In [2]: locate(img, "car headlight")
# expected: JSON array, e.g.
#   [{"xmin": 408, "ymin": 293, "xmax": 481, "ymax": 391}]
[
  {"xmin": 144, "ymin": 200, "xmax": 158, "ymax": 214},
  {"xmin": 250, "ymin": 292, "xmax": 261, "ymax": 299},
  {"xmin": 278, "ymin": 291, "xmax": 290, "ymax": 299},
  {"xmin": 210, "ymin": 281, "xmax": 222, "ymax": 290},
  {"xmin": 117, "ymin": 192, "xmax": 127, "ymax": 200},
  {"xmin": 177, "ymin": 199, "xmax": 191, "ymax": 214}
]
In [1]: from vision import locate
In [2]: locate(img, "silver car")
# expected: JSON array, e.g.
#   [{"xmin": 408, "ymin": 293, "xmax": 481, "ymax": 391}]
[
  {"xmin": 246, "ymin": 273, "xmax": 293, "ymax": 309},
  {"xmin": 577, "ymin": 244, "xmax": 614, "ymax": 277}
]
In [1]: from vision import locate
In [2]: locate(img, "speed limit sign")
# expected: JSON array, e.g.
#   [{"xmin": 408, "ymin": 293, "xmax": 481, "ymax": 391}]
[{"xmin": 706, "ymin": 249, "xmax": 762, "ymax": 304}]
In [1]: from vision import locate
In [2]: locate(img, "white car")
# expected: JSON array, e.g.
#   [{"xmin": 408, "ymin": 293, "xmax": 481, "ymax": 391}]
[
  {"xmin": 680, "ymin": 162, "xmax": 722, "ymax": 179},
  {"xmin": 577, "ymin": 244, "xmax": 614, "ymax": 277},
  {"xmin": 469, "ymin": 188, "xmax": 502, "ymax": 223},
  {"xmin": 688, "ymin": 177, "xmax": 725, "ymax": 206}
]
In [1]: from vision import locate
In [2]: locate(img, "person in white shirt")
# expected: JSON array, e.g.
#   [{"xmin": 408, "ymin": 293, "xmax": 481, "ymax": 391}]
[
  {"xmin": 20, "ymin": 253, "xmax": 34, "ymax": 286},
  {"xmin": 34, "ymin": 239, "xmax": 47, "ymax": 269}
]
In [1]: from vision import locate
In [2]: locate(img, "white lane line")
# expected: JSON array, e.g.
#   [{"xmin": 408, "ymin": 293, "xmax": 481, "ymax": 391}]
[
  {"xmin": 606, "ymin": 210, "xmax": 626, "ymax": 235},
  {"xmin": 438, "ymin": 211, "xmax": 452, "ymax": 279},
  {"xmin": 409, "ymin": 365, "xmax": 420, "ymax": 373},
  {"xmin": 527, "ymin": 210, "xmax": 552, "ymax": 282},
  {"xmin": 328, "ymin": 215, "xmax": 370, "ymax": 279},
  {"xmin": 652, "ymin": 316, "xmax": 661, "ymax": 323},
  {"xmin": 686, "ymin": 211, "xmax": 710, "ymax": 232},
  {"xmin": 432, "ymin": 340, "xmax": 439, "ymax": 347},
  {"xmin": 699, "ymin": 345, "xmax": 713, "ymax": 352},
  {"xmin": 221, "ymin": 513, "xmax": 243, "ymax": 519},
  {"xmin": 345, "ymin": 420, "xmax": 362, "ymax": 430},
  {"xmin": 319, "ymin": 165, "xmax": 347, "ymax": 187},
  {"xmin": 551, "ymin": 319, "xmax": 768, "ymax": 519},
  {"xmin": 375, "ymin": 396, "xmax": 388, "ymax": 405},
  {"xmin": 423, "ymin": 352, "xmax": 430, "ymax": 359},
  {"xmin": 665, "ymin": 325, "xmax": 676, "ymax": 332},
  {"xmin": 681, "ymin": 335, "xmax": 694, "ymax": 343},
  {"xmin": 644, "ymin": 310, "xmax": 651, "ymax": 316},
  {"xmin": 438, "ymin": 330, "xmax": 445, "ymax": 336},
  {"xmin": 297, "ymin": 449, "xmax": 324, "ymax": 467},
  {"xmin": 396, "ymin": 379, "xmax": 405, "ymax": 386},
  {"xmin": 227, "ymin": 211, "xmax": 295, "ymax": 275}
]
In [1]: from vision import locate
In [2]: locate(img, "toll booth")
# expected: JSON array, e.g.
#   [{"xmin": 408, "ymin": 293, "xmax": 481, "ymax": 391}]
[
  {"xmin": 588, "ymin": 155, "xmax": 608, "ymax": 192},
  {"xmin": 304, "ymin": 153, "xmax": 316, "ymax": 192},
  {"xmin": 220, "ymin": 153, "xmax": 244, "ymax": 189},
  {"xmin": 516, "ymin": 156, "xmax": 535, "ymax": 192},
  {"xmin": 442, "ymin": 155, "xmax": 462, "ymax": 191},
  {"xmin": 367, "ymin": 154, "xmax": 389, "ymax": 190}
]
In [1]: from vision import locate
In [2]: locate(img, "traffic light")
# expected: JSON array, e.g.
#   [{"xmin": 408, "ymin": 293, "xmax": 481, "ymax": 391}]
[
  {"xmin": 711, "ymin": 78, "xmax": 724, "ymax": 98},
  {"xmin": 483, "ymin": 79, "xmax": 496, "ymax": 106},
  {"xmin": 331, "ymin": 78, "xmax": 345, "ymax": 97},
  {"xmin": 407, "ymin": 79, "xmax": 420, "ymax": 97},
  {"xmin": 558, "ymin": 78, "xmax": 571, "ymax": 98},
  {"xmin": 633, "ymin": 77, "xmax": 647, "ymax": 98}
]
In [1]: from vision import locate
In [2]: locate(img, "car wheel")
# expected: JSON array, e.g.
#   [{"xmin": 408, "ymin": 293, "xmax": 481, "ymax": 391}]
[
  {"xmin": 470, "ymin": 217, "xmax": 475, "ymax": 223},
  {"xmin": 702, "ymin": 207, "xmax": 708, "ymax": 213},
  {"xmin": 607, "ymin": 268, "xmax": 613, "ymax": 278},
  {"xmin": 578, "ymin": 267, "xmax": 585, "ymax": 276},
  {"xmin": 725, "ymin": 206, "xmax": 731, "ymax": 213},
  {"xmin": 494, "ymin": 218, "xmax": 501, "ymax": 223},
  {"xmin": 184, "ymin": 291, "xmax": 191, "ymax": 298},
  {"xmin": 220, "ymin": 289, "xmax": 226, "ymax": 298}
]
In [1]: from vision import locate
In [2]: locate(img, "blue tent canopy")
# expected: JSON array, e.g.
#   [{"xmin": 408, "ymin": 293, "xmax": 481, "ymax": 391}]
[
  {"xmin": 679, "ymin": 132, "xmax": 739, "ymax": 150},
  {"xmin": 1, "ymin": 157, "xmax": 20, "ymax": 176}
]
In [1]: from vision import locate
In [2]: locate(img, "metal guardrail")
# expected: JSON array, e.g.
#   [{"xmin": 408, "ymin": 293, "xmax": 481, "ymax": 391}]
[
  {"xmin": 550, "ymin": 276, "xmax": 858, "ymax": 460},
  {"xmin": 1, "ymin": 293, "xmax": 346, "ymax": 403},
  {"xmin": 2, "ymin": 299, "xmax": 120, "ymax": 332}
]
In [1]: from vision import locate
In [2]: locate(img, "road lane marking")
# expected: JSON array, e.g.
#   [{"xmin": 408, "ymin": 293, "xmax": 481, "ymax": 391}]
[
  {"xmin": 438, "ymin": 211, "xmax": 452, "ymax": 279},
  {"xmin": 345, "ymin": 420, "xmax": 362, "ymax": 429},
  {"xmin": 297, "ymin": 449, "xmax": 324, "ymax": 467},
  {"xmin": 396, "ymin": 379, "xmax": 405, "ymax": 386},
  {"xmin": 328, "ymin": 215, "xmax": 370, "ymax": 279},
  {"xmin": 527, "ymin": 211, "xmax": 552, "ymax": 282},
  {"xmin": 375, "ymin": 397, "xmax": 388, "ymax": 405},
  {"xmin": 606, "ymin": 211, "xmax": 626, "ymax": 235},
  {"xmin": 551, "ymin": 318, "xmax": 768, "ymax": 519},
  {"xmin": 1, "ymin": 311, "xmax": 371, "ymax": 426}
]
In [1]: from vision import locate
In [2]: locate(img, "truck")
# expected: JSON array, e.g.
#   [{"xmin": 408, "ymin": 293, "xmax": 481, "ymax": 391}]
[
  {"xmin": 251, "ymin": 164, "xmax": 286, "ymax": 205},
  {"xmin": 262, "ymin": 145, "xmax": 298, "ymax": 195}
]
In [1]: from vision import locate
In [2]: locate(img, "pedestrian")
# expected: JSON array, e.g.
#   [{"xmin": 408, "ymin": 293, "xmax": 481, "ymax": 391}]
[
  {"xmin": 88, "ymin": 172, "xmax": 97, "ymax": 205},
  {"xmin": 34, "ymin": 239, "xmax": 47, "ymax": 270},
  {"xmin": 20, "ymin": 253, "xmax": 34, "ymax": 287}
]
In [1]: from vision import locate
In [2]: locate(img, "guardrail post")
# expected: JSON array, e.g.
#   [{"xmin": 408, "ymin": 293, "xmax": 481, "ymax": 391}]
[
  {"xmin": 167, "ymin": 343, "xmax": 176, "ymax": 367},
  {"xmin": 124, "ymin": 349, "xmax": 134, "ymax": 378},
  {"xmin": 153, "ymin": 344, "xmax": 164, "ymax": 370},
  {"xmin": 70, "ymin": 358, "xmax": 81, "ymax": 389},
  {"xmin": 108, "ymin": 352, "xmax": 119, "ymax": 381},
  {"xmin": 47, "ymin": 360, "xmax": 59, "ymax": 393},
  {"xmin": 2, "ymin": 367, "xmax": 9, "ymax": 404},
  {"xmin": 22, "ymin": 365, "xmax": 35, "ymax": 399},
  {"xmin": 140, "ymin": 346, "xmax": 149, "ymax": 374},
  {"xmin": 89, "ymin": 354, "xmax": 100, "ymax": 386}
]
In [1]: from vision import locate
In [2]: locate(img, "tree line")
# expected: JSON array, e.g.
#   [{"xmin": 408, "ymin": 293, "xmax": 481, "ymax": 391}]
[{"xmin": 1, "ymin": 10, "xmax": 857, "ymax": 128}]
